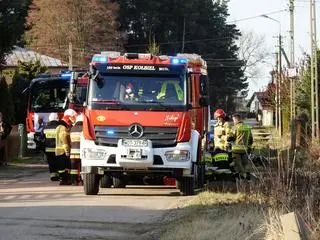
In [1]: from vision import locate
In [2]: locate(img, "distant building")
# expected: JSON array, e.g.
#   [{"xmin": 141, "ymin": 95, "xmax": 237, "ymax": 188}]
[
  {"xmin": 1, "ymin": 46, "xmax": 68, "ymax": 84},
  {"xmin": 247, "ymin": 83, "xmax": 275, "ymax": 127}
]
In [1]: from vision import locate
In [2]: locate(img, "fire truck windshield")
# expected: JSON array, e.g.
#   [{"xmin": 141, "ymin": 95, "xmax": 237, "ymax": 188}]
[
  {"xmin": 31, "ymin": 87, "xmax": 68, "ymax": 112},
  {"xmin": 88, "ymin": 74, "xmax": 186, "ymax": 111}
]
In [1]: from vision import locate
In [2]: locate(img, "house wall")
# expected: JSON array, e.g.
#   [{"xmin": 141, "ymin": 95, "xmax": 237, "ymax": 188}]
[
  {"xmin": 262, "ymin": 109, "xmax": 274, "ymax": 127},
  {"xmin": 249, "ymin": 95, "xmax": 261, "ymax": 113}
]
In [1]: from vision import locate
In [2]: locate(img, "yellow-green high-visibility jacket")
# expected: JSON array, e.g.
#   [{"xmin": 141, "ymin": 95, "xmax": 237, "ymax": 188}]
[
  {"xmin": 55, "ymin": 122, "xmax": 71, "ymax": 156},
  {"xmin": 214, "ymin": 121, "xmax": 231, "ymax": 150},
  {"xmin": 156, "ymin": 82, "xmax": 184, "ymax": 101},
  {"xmin": 230, "ymin": 121, "xmax": 253, "ymax": 153},
  {"xmin": 70, "ymin": 121, "xmax": 83, "ymax": 160},
  {"xmin": 43, "ymin": 120, "xmax": 59, "ymax": 153}
]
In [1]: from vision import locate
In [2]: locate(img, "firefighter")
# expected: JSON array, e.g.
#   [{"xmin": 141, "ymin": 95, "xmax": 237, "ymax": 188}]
[
  {"xmin": 211, "ymin": 109, "xmax": 232, "ymax": 173},
  {"xmin": 70, "ymin": 114, "xmax": 83, "ymax": 185},
  {"xmin": 213, "ymin": 109, "xmax": 231, "ymax": 151},
  {"xmin": 156, "ymin": 81, "xmax": 184, "ymax": 101},
  {"xmin": 43, "ymin": 113, "xmax": 60, "ymax": 181},
  {"xmin": 55, "ymin": 109, "xmax": 77, "ymax": 185},
  {"xmin": 229, "ymin": 113, "xmax": 253, "ymax": 179}
]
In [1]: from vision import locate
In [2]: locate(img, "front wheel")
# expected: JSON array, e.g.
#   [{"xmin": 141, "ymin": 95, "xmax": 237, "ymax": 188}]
[{"xmin": 83, "ymin": 173, "xmax": 100, "ymax": 195}]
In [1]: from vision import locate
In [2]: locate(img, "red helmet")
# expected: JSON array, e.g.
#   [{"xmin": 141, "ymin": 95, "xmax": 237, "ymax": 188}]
[{"xmin": 214, "ymin": 109, "xmax": 226, "ymax": 118}]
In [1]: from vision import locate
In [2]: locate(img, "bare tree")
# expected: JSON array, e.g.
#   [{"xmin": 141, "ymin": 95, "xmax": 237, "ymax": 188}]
[
  {"xmin": 26, "ymin": 0, "xmax": 125, "ymax": 66},
  {"xmin": 238, "ymin": 30, "xmax": 271, "ymax": 79}
]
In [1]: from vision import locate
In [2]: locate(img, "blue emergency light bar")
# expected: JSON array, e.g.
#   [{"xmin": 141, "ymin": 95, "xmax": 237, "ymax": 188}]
[
  {"xmin": 60, "ymin": 71, "xmax": 72, "ymax": 79},
  {"xmin": 170, "ymin": 57, "xmax": 188, "ymax": 65},
  {"xmin": 91, "ymin": 54, "xmax": 108, "ymax": 63}
]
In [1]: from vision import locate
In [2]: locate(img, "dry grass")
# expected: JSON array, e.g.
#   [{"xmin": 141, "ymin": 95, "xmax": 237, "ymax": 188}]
[{"xmin": 161, "ymin": 200, "xmax": 264, "ymax": 240}]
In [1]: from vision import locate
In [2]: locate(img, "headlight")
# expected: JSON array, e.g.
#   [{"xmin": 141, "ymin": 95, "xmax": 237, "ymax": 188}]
[
  {"xmin": 165, "ymin": 150, "xmax": 190, "ymax": 161},
  {"xmin": 82, "ymin": 148, "xmax": 107, "ymax": 160}
]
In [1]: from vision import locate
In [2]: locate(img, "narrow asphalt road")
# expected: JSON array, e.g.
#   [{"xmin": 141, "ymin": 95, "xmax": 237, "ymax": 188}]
[{"xmin": 0, "ymin": 165, "xmax": 192, "ymax": 240}]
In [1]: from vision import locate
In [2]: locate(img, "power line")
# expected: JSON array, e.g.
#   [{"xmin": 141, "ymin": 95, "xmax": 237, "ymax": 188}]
[{"xmin": 227, "ymin": 9, "xmax": 287, "ymax": 24}]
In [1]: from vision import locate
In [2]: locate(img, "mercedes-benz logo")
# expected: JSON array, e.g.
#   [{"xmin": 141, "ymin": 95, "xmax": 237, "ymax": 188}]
[{"xmin": 128, "ymin": 124, "xmax": 144, "ymax": 138}]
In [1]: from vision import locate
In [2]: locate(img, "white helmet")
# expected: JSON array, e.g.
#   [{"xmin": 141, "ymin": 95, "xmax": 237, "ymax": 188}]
[
  {"xmin": 48, "ymin": 112, "xmax": 59, "ymax": 122},
  {"xmin": 75, "ymin": 114, "xmax": 84, "ymax": 123},
  {"xmin": 63, "ymin": 109, "xmax": 78, "ymax": 125}
]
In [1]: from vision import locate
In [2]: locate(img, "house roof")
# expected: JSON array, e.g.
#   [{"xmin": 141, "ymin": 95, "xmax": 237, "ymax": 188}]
[
  {"xmin": 247, "ymin": 83, "xmax": 275, "ymax": 109},
  {"xmin": 4, "ymin": 46, "xmax": 67, "ymax": 67}
]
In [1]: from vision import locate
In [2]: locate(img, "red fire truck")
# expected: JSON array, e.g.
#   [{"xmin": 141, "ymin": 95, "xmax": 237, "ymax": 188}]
[
  {"xmin": 25, "ymin": 72, "xmax": 72, "ymax": 150},
  {"xmin": 80, "ymin": 52, "xmax": 209, "ymax": 195},
  {"xmin": 25, "ymin": 71, "xmax": 88, "ymax": 150}
]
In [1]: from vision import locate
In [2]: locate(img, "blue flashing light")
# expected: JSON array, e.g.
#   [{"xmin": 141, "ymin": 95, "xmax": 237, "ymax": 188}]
[
  {"xmin": 171, "ymin": 57, "xmax": 188, "ymax": 65},
  {"xmin": 60, "ymin": 71, "xmax": 72, "ymax": 79},
  {"xmin": 106, "ymin": 130, "xmax": 115, "ymax": 135},
  {"xmin": 92, "ymin": 55, "xmax": 108, "ymax": 63}
]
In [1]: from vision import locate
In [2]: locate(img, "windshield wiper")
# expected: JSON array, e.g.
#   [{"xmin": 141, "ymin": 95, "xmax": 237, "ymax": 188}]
[
  {"xmin": 91, "ymin": 100, "xmax": 129, "ymax": 110},
  {"xmin": 139, "ymin": 100, "xmax": 174, "ymax": 111}
]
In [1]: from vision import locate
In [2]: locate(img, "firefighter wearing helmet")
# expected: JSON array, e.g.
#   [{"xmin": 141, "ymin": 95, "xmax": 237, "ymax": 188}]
[
  {"xmin": 55, "ymin": 109, "xmax": 77, "ymax": 185},
  {"xmin": 43, "ymin": 112, "xmax": 60, "ymax": 181},
  {"xmin": 70, "ymin": 114, "xmax": 83, "ymax": 185},
  {"xmin": 213, "ymin": 109, "xmax": 231, "ymax": 151}
]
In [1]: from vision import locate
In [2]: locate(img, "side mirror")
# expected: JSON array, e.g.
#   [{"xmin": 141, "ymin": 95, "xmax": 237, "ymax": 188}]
[{"xmin": 199, "ymin": 96, "xmax": 209, "ymax": 106}]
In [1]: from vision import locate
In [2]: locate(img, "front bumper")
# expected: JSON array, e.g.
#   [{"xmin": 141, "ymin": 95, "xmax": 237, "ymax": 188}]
[{"xmin": 81, "ymin": 138, "xmax": 192, "ymax": 173}]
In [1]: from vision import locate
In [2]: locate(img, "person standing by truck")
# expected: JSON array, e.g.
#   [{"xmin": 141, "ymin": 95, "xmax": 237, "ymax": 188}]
[
  {"xmin": 0, "ymin": 112, "xmax": 12, "ymax": 166},
  {"xmin": 213, "ymin": 109, "xmax": 231, "ymax": 151},
  {"xmin": 55, "ymin": 109, "xmax": 77, "ymax": 185},
  {"xmin": 211, "ymin": 109, "xmax": 232, "ymax": 171},
  {"xmin": 70, "ymin": 114, "xmax": 83, "ymax": 185},
  {"xmin": 43, "ymin": 113, "xmax": 60, "ymax": 181},
  {"xmin": 229, "ymin": 113, "xmax": 253, "ymax": 179}
]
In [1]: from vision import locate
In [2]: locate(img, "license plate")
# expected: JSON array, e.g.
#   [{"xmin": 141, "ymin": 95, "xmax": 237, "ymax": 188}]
[
  {"xmin": 123, "ymin": 139, "xmax": 148, "ymax": 147},
  {"xmin": 127, "ymin": 149, "xmax": 142, "ymax": 159}
]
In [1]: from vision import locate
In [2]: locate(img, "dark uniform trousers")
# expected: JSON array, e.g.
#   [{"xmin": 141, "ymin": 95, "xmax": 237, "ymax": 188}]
[
  {"xmin": 43, "ymin": 120, "xmax": 60, "ymax": 181},
  {"xmin": 70, "ymin": 122, "xmax": 83, "ymax": 185}
]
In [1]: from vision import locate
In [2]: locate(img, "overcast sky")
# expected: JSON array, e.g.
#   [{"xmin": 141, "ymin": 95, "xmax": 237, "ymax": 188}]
[{"xmin": 227, "ymin": 0, "xmax": 318, "ymax": 97}]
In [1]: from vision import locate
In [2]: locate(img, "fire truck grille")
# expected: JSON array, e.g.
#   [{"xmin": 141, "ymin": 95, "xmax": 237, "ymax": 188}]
[{"xmin": 94, "ymin": 126, "xmax": 178, "ymax": 148}]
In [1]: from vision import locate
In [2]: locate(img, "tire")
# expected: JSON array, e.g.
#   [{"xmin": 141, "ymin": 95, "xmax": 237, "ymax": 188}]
[
  {"xmin": 179, "ymin": 177, "xmax": 195, "ymax": 196},
  {"xmin": 100, "ymin": 174, "xmax": 112, "ymax": 188},
  {"xmin": 83, "ymin": 173, "xmax": 100, "ymax": 195},
  {"xmin": 113, "ymin": 176, "xmax": 127, "ymax": 188}
]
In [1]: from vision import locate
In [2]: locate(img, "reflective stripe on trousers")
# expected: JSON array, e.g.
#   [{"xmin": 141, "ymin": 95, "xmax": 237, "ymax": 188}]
[
  {"xmin": 212, "ymin": 153, "xmax": 229, "ymax": 162},
  {"xmin": 70, "ymin": 169, "xmax": 79, "ymax": 175}
]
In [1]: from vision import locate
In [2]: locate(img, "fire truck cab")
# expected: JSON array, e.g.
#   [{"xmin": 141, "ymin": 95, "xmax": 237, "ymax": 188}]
[
  {"xmin": 81, "ymin": 52, "xmax": 209, "ymax": 196},
  {"xmin": 25, "ymin": 72, "xmax": 72, "ymax": 150}
]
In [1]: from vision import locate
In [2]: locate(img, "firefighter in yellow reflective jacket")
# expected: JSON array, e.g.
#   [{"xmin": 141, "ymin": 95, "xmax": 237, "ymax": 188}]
[
  {"xmin": 70, "ymin": 114, "xmax": 83, "ymax": 185},
  {"xmin": 156, "ymin": 81, "xmax": 184, "ymax": 101},
  {"xmin": 55, "ymin": 109, "xmax": 77, "ymax": 185},
  {"xmin": 211, "ymin": 109, "xmax": 232, "ymax": 172},
  {"xmin": 213, "ymin": 109, "xmax": 231, "ymax": 151},
  {"xmin": 229, "ymin": 113, "xmax": 253, "ymax": 178},
  {"xmin": 43, "ymin": 113, "xmax": 60, "ymax": 181}
]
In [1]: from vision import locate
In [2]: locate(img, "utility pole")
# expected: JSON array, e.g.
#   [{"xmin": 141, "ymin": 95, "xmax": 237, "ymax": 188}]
[
  {"xmin": 289, "ymin": 0, "xmax": 296, "ymax": 120},
  {"xmin": 278, "ymin": 34, "xmax": 283, "ymax": 137},
  {"xmin": 68, "ymin": 42, "xmax": 73, "ymax": 71},
  {"xmin": 275, "ymin": 52, "xmax": 279, "ymax": 131},
  {"xmin": 310, "ymin": 0, "xmax": 319, "ymax": 141}
]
